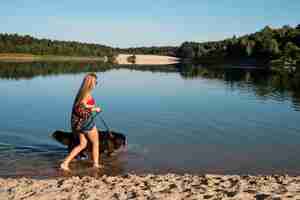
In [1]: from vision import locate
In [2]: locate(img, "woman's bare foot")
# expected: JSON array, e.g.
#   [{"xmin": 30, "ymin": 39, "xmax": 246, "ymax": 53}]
[
  {"xmin": 60, "ymin": 162, "xmax": 70, "ymax": 171},
  {"xmin": 93, "ymin": 163, "xmax": 104, "ymax": 169}
]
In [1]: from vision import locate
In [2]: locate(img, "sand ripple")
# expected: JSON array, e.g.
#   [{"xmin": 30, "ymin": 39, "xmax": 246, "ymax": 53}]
[{"xmin": 1, "ymin": 173, "xmax": 300, "ymax": 199}]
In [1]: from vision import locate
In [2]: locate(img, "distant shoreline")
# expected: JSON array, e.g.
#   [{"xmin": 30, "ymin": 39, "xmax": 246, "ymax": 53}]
[
  {"xmin": 0, "ymin": 53, "xmax": 107, "ymax": 62},
  {"xmin": 0, "ymin": 53, "xmax": 180, "ymax": 65}
]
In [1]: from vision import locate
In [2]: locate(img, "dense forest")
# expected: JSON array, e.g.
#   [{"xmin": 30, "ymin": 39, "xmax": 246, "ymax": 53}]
[
  {"xmin": 177, "ymin": 25, "xmax": 300, "ymax": 67},
  {"xmin": 0, "ymin": 33, "xmax": 177, "ymax": 59},
  {"xmin": 116, "ymin": 46, "xmax": 178, "ymax": 56},
  {"xmin": 0, "ymin": 33, "xmax": 115, "ymax": 57},
  {"xmin": 1, "ymin": 24, "xmax": 300, "ymax": 68}
]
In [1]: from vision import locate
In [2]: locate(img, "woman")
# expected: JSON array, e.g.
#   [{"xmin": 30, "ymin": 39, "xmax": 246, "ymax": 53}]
[{"xmin": 60, "ymin": 73, "xmax": 102, "ymax": 171}]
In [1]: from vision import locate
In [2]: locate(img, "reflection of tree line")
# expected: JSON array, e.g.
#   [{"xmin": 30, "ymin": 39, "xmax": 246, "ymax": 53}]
[
  {"xmin": 1, "ymin": 62, "xmax": 298, "ymax": 91},
  {"xmin": 178, "ymin": 63, "xmax": 300, "ymax": 110},
  {"xmin": 0, "ymin": 62, "xmax": 299, "ymax": 110},
  {"xmin": 0, "ymin": 62, "xmax": 114, "ymax": 79},
  {"xmin": 0, "ymin": 62, "xmax": 178, "ymax": 80}
]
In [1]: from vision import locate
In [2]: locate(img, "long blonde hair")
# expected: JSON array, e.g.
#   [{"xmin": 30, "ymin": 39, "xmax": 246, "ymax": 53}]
[{"xmin": 73, "ymin": 73, "xmax": 97, "ymax": 110}]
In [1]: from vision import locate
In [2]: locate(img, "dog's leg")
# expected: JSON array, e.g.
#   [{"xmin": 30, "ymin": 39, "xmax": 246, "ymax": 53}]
[
  {"xmin": 107, "ymin": 140, "xmax": 114, "ymax": 156},
  {"xmin": 87, "ymin": 142, "xmax": 93, "ymax": 161}
]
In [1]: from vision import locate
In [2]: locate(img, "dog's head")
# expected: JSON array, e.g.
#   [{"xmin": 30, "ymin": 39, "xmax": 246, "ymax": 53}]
[
  {"xmin": 110, "ymin": 131, "xmax": 126, "ymax": 148},
  {"xmin": 103, "ymin": 131, "xmax": 126, "ymax": 155},
  {"xmin": 52, "ymin": 130, "xmax": 71, "ymax": 146}
]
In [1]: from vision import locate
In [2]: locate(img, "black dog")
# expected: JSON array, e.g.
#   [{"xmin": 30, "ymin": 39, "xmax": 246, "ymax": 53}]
[{"xmin": 52, "ymin": 130, "xmax": 126, "ymax": 157}]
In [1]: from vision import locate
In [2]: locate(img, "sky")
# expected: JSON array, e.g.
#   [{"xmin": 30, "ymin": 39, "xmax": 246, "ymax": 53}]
[{"xmin": 0, "ymin": 0, "xmax": 299, "ymax": 48}]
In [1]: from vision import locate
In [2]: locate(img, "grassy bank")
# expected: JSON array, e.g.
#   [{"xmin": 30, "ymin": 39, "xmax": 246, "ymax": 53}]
[{"xmin": 0, "ymin": 53, "xmax": 107, "ymax": 62}]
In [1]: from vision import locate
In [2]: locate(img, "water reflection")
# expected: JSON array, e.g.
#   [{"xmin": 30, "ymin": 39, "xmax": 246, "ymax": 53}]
[
  {"xmin": 0, "ymin": 62, "xmax": 112, "ymax": 80},
  {"xmin": 179, "ymin": 63, "xmax": 300, "ymax": 111},
  {"xmin": 0, "ymin": 62, "xmax": 177, "ymax": 80},
  {"xmin": 1, "ymin": 62, "xmax": 300, "ymax": 177},
  {"xmin": 0, "ymin": 62, "xmax": 299, "ymax": 111},
  {"xmin": 0, "ymin": 143, "xmax": 128, "ymax": 178}
]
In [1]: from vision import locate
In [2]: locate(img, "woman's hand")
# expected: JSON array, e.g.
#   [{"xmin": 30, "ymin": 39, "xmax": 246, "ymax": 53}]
[{"xmin": 93, "ymin": 107, "xmax": 101, "ymax": 113}]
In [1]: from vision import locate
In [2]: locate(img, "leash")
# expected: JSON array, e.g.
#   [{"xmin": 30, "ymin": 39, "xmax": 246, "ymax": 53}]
[
  {"xmin": 81, "ymin": 111, "xmax": 110, "ymax": 132},
  {"xmin": 97, "ymin": 114, "xmax": 114, "ymax": 153},
  {"xmin": 97, "ymin": 114, "xmax": 110, "ymax": 131}
]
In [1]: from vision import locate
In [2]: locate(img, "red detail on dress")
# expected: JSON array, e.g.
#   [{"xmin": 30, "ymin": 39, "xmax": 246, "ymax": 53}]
[{"xmin": 86, "ymin": 97, "xmax": 95, "ymax": 106}]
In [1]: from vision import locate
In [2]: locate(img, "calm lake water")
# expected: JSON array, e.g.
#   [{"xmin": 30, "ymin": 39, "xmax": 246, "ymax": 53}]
[{"xmin": 0, "ymin": 63, "xmax": 300, "ymax": 178}]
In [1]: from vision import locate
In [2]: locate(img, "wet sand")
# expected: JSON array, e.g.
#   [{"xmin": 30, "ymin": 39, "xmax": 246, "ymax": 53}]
[
  {"xmin": 116, "ymin": 54, "xmax": 180, "ymax": 65},
  {"xmin": 1, "ymin": 173, "xmax": 300, "ymax": 200}
]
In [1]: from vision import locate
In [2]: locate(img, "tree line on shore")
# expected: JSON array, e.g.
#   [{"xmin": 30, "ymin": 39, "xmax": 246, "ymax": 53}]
[
  {"xmin": 0, "ymin": 33, "xmax": 178, "ymax": 62},
  {"xmin": 116, "ymin": 46, "xmax": 178, "ymax": 57},
  {"xmin": 0, "ymin": 34, "xmax": 115, "ymax": 58},
  {"xmin": 0, "ymin": 24, "xmax": 299, "ymax": 69},
  {"xmin": 177, "ymin": 25, "xmax": 300, "ymax": 67}
]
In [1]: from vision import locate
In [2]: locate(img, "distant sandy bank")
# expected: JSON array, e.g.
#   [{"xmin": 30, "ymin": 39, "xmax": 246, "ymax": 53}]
[
  {"xmin": 0, "ymin": 53, "xmax": 180, "ymax": 65},
  {"xmin": 116, "ymin": 54, "xmax": 180, "ymax": 65}
]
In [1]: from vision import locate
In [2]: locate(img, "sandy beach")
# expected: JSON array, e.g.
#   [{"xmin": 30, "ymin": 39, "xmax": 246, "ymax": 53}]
[
  {"xmin": 1, "ymin": 173, "xmax": 300, "ymax": 200},
  {"xmin": 116, "ymin": 54, "xmax": 180, "ymax": 65}
]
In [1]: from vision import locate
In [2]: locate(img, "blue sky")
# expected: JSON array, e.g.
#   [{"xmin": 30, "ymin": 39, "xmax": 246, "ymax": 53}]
[{"xmin": 0, "ymin": 0, "xmax": 299, "ymax": 48}]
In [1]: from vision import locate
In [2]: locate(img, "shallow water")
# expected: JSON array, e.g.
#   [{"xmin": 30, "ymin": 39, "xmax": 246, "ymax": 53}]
[{"xmin": 0, "ymin": 63, "xmax": 300, "ymax": 178}]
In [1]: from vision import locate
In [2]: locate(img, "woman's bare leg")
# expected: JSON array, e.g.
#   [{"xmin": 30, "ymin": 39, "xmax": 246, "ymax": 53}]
[
  {"xmin": 60, "ymin": 133, "xmax": 87, "ymax": 171},
  {"xmin": 86, "ymin": 127, "xmax": 101, "ymax": 168}
]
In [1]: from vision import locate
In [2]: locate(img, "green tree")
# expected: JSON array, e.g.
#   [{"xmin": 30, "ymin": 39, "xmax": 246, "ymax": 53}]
[
  {"xmin": 246, "ymin": 40, "xmax": 255, "ymax": 56},
  {"xmin": 284, "ymin": 42, "xmax": 300, "ymax": 59},
  {"xmin": 268, "ymin": 39, "xmax": 280, "ymax": 56}
]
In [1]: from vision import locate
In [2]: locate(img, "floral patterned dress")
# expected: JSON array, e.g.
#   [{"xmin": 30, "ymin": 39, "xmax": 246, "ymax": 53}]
[{"xmin": 71, "ymin": 97, "xmax": 97, "ymax": 133}]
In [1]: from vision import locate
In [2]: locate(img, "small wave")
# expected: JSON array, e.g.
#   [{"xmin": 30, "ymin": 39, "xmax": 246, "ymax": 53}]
[
  {"xmin": 0, "ymin": 142, "xmax": 65, "ymax": 155},
  {"xmin": 0, "ymin": 143, "xmax": 15, "ymax": 151}
]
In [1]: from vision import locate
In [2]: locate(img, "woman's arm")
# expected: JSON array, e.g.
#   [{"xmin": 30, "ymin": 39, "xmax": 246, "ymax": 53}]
[
  {"xmin": 82, "ymin": 99, "xmax": 101, "ymax": 113},
  {"xmin": 74, "ymin": 103, "xmax": 92, "ymax": 119}
]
